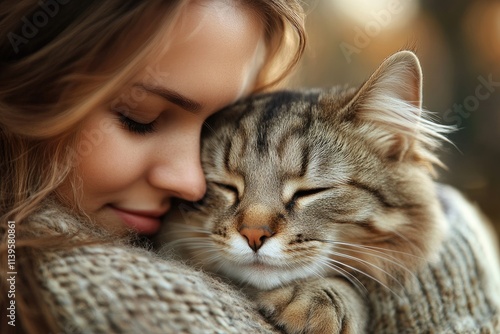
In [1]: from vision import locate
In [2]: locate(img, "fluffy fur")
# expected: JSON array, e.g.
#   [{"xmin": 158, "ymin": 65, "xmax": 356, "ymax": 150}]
[{"xmin": 159, "ymin": 51, "xmax": 454, "ymax": 333}]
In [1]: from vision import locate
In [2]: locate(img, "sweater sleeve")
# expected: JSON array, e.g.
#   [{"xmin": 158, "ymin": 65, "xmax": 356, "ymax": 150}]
[
  {"xmin": 36, "ymin": 245, "xmax": 280, "ymax": 334},
  {"xmin": 27, "ymin": 200, "xmax": 279, "ymax": 333},
  {"xmin": 363, "ymin": 184, "xmax": 500, "ymax": 333}
]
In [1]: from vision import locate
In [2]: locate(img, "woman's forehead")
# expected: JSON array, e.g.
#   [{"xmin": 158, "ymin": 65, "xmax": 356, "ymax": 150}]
[{"xmin": 129, "ymin": 0, "xmax": 266, "ymax": 112}]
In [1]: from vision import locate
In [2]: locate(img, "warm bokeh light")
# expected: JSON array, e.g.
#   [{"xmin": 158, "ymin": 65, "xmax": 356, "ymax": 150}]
[
  {"xmin": 328, "ymin": 0, "xmax": 420, "ymax": 29},
  {"xmin": 463, "ymin": 1, "xmax": 500, "ymax": 72}
]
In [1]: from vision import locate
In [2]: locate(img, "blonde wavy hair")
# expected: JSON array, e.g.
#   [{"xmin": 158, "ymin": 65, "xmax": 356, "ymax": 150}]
[{"xmin": 0, "ymin": 0, "xmax": 306, "ymax": 333}]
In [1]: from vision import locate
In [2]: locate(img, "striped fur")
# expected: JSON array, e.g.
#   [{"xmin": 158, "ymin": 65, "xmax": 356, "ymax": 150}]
[{"xmin": 161, "ymin": 51, "xmax": 454, "ymax": 333}]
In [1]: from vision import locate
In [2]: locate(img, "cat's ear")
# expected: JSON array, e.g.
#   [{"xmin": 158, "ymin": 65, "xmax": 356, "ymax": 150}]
[
  {"xmin": 344, "ymin": 51, "xmax": 443, "ymax": 163},
  {"xmin": 356, "ymin": 50, "xmax": 422, "ymax": 110}
]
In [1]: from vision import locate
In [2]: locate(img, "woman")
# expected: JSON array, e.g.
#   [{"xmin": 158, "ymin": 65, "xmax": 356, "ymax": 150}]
[{"xmin": 0, "ymin": 1, "xmax": 305, "ymax": 332}]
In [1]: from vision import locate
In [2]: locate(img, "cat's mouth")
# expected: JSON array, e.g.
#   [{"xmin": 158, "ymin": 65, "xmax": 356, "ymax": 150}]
[
  {"xmin": 220, "ymin": 255, "xmax": 324, "ymax": 290},
  {"xmin": 248, "ymin": 257, "xmax": 274, "ymax": 268},
  {"xmin": 221, "ymin": 253, "xmax": 284, "ymax": 272},
  {"xmin": 214, "ymin": 241, "xmax": 335, "ymax": 289},
  {"xmin": 246, "ymin": 253, "xmax": 281, "ymax": 266},
  {"xmin": 242, "ymin": 254, "xmax": 301, "ymax": 273}
]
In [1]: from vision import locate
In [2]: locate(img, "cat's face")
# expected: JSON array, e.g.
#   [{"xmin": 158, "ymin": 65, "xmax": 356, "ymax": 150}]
[{"xmin": 162, "ymin": 51, "xmax": 449, "ymax": 290}]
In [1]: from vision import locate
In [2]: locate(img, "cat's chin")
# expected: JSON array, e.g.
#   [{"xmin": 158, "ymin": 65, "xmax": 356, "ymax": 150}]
[{"xmin": 215, "ymin": 261, "xmax": 326, "ymax": 290}]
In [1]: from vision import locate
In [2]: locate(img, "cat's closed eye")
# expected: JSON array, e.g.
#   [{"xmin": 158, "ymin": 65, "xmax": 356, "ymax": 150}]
[
  {"xmin": 287, "ymin": 187, "xmax": 331, "ymax": 209},
  {"xmin": 292, "ymin": 188, "xmax": 330, "ymax": 200},
  {"xmin": 212, "ymin": 182, "xmax": 240, "ymax": 203},
  {"xmin": 213, "ymin": 182, "xmax": 239, "ymax": 195}
]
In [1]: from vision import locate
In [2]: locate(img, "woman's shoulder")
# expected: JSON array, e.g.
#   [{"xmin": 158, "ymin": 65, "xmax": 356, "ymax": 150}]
[
  {"xmin": 436, "ymin": 183, "xmax": 500, "ymax": 263},
  {"xmin": 364, "ymin": 183, "xmax": 500, "ymax": 333}
]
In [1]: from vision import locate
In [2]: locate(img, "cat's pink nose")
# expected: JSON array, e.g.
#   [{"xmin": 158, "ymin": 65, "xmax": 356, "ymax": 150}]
[{"xmin": 239, "ymin": 226, "xmax": 273, "ymax": 252}]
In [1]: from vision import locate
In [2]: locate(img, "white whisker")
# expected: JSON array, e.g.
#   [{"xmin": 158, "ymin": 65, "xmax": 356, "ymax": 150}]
[
  {"xmin": 392, "ymin": 229, "xmax": 427, "ymax": 259},
  {"xmin": 325, "ymin": 257, "xmax": 402, "ymax": 298},
  {"xmin": 316, "ymin": 257, "xmax": 368, "ymax": 296},
  {"xmin": 165, "ymin": 238, "xmax": 214, "ymax": 250},
  {"xmin": 330, "ymin": 244, "xmax": 417, "ymax": 281},
  {"xmin": 331, "ymin": 241, "xmax": 425, "ymax": 261},
  {"xmin": 325, "ymin": 249, "xmax": 405, "ymax": 295},
  {"xmin": 165, "ymin": 223, "xmax": 212, "ymax": 235}
]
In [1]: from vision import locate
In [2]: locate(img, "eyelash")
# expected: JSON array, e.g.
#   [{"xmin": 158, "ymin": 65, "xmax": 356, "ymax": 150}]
[{"xmin": 116, "ymin": 113, "xmax": 157, "ymax": 135}]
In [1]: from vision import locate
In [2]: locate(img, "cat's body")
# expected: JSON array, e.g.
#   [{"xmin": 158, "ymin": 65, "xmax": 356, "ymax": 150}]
[{"xmin": 159, "ymin": 52, "xmax": 494, "ymax": 333}]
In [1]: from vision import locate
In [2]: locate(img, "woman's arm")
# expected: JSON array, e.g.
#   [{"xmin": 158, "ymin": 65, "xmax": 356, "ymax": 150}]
[
  {"xmin": 37, "ymin": 244, "xmax": 279, "ymax": 334},
  {"xmin": 28, "ymin": 200, "xmax": 277, "ymax": 334}
]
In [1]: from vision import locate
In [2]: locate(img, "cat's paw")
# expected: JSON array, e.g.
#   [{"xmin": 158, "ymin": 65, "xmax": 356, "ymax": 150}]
[{"xmin": 256, "ymin": 278, "xmax": 365, "ymax": 334}]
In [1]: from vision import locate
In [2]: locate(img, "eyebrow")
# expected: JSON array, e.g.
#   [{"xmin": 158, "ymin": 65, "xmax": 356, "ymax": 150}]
[{"xmin": 133, "ymin": 83, "xmax": 203, "ymax": 113}]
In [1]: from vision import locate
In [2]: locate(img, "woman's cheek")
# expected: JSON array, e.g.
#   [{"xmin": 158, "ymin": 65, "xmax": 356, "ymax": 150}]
[{"xmin": 75, "ymin": 122, "xmax": 147, "ymax": 197}]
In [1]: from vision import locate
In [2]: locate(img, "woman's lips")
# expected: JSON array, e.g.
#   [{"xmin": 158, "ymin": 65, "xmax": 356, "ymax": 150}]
[{"xmin": 109, "ymin": 205, "xmax": 167, "ymax": 235}]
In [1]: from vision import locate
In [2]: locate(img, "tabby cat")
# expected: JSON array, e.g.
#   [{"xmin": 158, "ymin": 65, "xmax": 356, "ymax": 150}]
[{"xmin": 160, "ymin": 51, "xmax": 452, "ymax": 333}]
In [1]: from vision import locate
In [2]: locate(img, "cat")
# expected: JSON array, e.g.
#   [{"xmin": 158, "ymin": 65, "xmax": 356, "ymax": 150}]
[{"xmin": 159, "ymin": 51, "xmax": 453, "ymax": 333}]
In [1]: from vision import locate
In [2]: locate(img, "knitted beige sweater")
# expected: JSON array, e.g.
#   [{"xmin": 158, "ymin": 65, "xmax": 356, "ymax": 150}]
[{"xmin": 33, "ymin": 185, "xmax": 500, "ymax": 333}]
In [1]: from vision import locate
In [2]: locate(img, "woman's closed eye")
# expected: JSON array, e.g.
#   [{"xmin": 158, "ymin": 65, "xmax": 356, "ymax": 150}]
[{"xmin": 116, "ymin": 112, "xmax": 158, "ymax": 135}]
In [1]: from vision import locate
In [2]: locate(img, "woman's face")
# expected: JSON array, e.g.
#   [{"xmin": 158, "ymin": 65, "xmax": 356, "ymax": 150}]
[{"xmin": 59, "ymin": 2, "xmax": 265, "ymax": 235}]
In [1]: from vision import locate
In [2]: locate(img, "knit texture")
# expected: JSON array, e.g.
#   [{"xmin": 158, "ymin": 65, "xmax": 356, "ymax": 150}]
[
  {"xmin": 363, "ymin": 185, "xmax": 500, "ymax": 333},
  {"xmin": 32, "ymin": 205, "xmax": 279, "ymax": 334},
  {"xmin": 32, "ymin": 184, "xmax": 500, "ymax": 333},
  {"xmin": 38, "ymin": 247, "xmax": 279, "ymax": 334}
]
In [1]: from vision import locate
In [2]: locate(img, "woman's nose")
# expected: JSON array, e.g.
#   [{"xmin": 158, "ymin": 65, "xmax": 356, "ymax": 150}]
[{"xmin": 148, "ymin": 145, "xmax": 206, "ymax": 202}]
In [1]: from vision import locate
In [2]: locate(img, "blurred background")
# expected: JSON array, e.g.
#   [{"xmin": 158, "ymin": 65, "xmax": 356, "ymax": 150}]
[{"xmin": 289, "ymin": 0, "xmax": 500, "ymax": 240}]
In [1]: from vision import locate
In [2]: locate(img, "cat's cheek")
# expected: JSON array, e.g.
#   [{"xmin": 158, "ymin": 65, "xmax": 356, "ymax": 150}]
[{"xmin": 370, "ymin": 210, "xmax": 410, "ymax": 232}]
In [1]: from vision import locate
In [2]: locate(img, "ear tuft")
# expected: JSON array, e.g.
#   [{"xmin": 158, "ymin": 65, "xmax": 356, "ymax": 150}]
[
  {"xmin": 368, "ymin": 50, "xmax": 423, "ymax": 109},
  {"xmin": 343, "ymin": 51, "xmax": 452, "ymax": 169}
]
